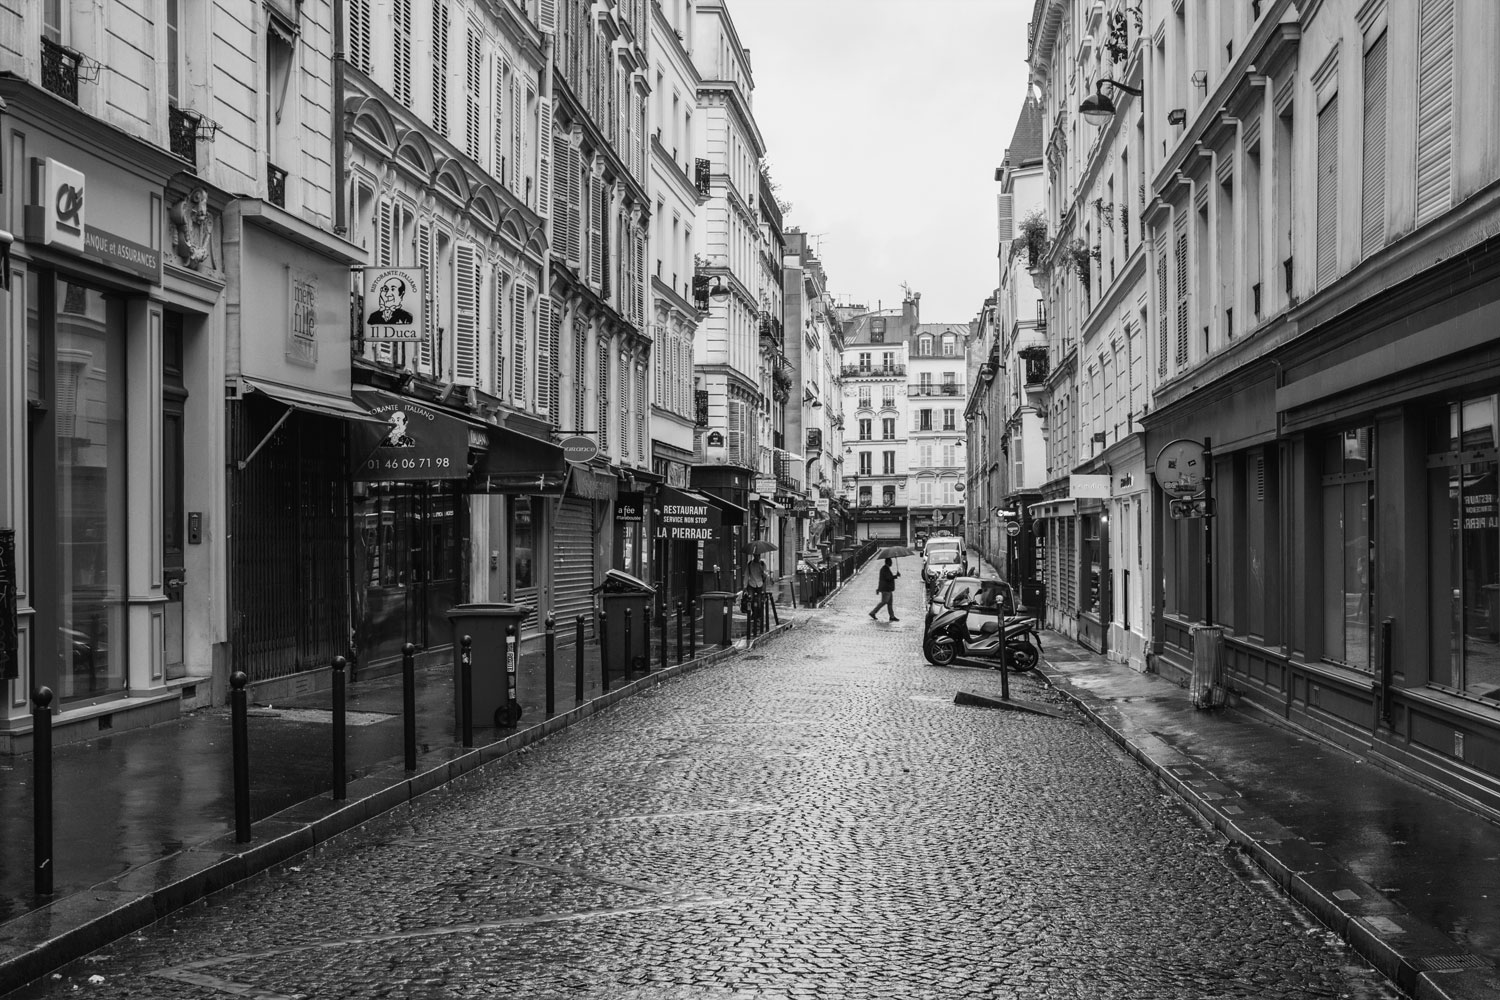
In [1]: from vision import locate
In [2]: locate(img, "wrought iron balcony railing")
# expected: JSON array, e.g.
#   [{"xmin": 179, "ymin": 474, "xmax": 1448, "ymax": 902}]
[
  {"xmin": 840, "ymin": 363, "xmax": 905, "ymax": 378},
  {"xmin": 41, "ymin": 36, "xmax": 81, "ymax": 104},
  {"xmin": 694, "ymin": 158, "xmax": 711, "ymax": 197},
  {"xmin": 168, "ymin": 106, "xmax": 199, "ymax": 165},
  {"xmin": 268, "ymin": 161, "xmax": 288, "ymax": 208}
]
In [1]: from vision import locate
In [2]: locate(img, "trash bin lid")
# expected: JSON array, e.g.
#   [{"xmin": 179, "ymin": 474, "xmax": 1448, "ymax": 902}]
[
  {"xmin": 445, "ymin": 602, "xmax": 529, "ymax": 618},
  {"xmin": 590, "ymin": 568, "xmax": 656, "ymax": 594},
  {"xmin": 700, "ymin": 590, "xmax": 734, "ymax": 598}
]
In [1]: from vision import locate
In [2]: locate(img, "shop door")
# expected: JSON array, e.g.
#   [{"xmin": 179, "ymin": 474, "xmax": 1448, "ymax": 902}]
[{"xmin": 162, "ymin": 314, "xmax": 187, "ymax": 679}]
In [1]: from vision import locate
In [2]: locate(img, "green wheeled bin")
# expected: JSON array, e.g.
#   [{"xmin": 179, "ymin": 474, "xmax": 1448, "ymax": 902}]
[
  {"xmin": 700, "ymin": 591, "xmax": 734, "ymax": 646},
  {"xmin": 593, "ymin": 569, "xmax": 656, "ymax": 677},
  {"xmin": 447, "ymin": 602, "xmax": 529, "ymax": 730}
]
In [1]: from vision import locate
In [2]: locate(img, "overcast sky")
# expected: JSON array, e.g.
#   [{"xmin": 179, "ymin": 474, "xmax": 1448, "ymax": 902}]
[{"xmin": 727, "ymin": 0, "xmax": 1037, "ymax": 325}]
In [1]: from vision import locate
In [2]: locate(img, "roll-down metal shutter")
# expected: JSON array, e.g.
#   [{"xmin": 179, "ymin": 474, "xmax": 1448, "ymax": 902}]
[{"xmin": 553, "ymin": 498, "xmax": 596, "ymax": 633}]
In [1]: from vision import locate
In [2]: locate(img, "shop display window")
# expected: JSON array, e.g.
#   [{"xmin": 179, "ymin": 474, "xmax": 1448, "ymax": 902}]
[{"xmin": 1321, "ymin": 427, "xmax": 1374, "ymax": 671}]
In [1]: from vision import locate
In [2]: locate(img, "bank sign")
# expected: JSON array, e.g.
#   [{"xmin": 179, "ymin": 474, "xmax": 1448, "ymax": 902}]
[{"xmin": 654, "ymin": 486, "xmax": 721, "ymax": 540}]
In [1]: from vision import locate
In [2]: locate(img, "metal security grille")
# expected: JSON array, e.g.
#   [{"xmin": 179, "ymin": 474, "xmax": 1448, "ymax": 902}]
[
  {"xmin": 554, "ymin": 498, "xmax": 595, "ymax": 634},
  {"xmin": 229, "ymin": 396, "xmax": 351, "ymax": 682}
]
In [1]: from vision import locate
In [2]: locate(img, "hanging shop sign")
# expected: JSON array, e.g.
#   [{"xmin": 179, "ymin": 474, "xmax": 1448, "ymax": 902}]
[
  {"xmin": 654, "ymin": 487, "xmax": 722, "ymax": 540},
  {"xmin": 615, "ymin": 492, "xmax": 644, "ymax": 522},
  {"xmin": 1153, "ymin": 439, "xmax": 1208, "ymax": 499},
  {"xmin": 560, "ymin": 435, "xmax": 600, "ymax": 465},
  {"xmin": 362, "ymin": 267, "xmax": 426, "ymax": 342}
]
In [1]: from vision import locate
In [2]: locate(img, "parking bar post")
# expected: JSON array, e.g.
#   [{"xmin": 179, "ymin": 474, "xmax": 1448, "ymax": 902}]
[
  {"xmin": 332, "ymin": 656, "xmax": 347, "ymax": 800},
  {"xmin": 721, "ymin": 599, "xmax": 731, "ymax": 649},
  {"xmin": 460, "ymin": 634, "xmax": 474, "ymax": 748},
  {"xmin": 657, "ymin": 605, "xmax": 665, "ymax": 673},
  {"xmin": 688, "ymin": 599, "xmax": 697, "ymax": 660},
  {"xmin": 575, "ymin": 614, "xmax": 586, "ymax": 704},
  {"xmin": 31, "ymin": 687, "xmax": 53, "ymax": 896},
  {"xmin": 623, "ymin": 607, "xmax": 633, "ymax": 681},
  {"xmin": 402, "ymin": 643, "xmax": 417, "ymax": 771},
  {"xmin": 675, "ymin": 600, "xmax": 684, "ymax": 664},
  {"xmin": 545, "ymin": 615, "xmax": 556, "ymax": 717},
  {"xmin": 230, "ymin": 671, "xmax": 251, "ymax": 843}
]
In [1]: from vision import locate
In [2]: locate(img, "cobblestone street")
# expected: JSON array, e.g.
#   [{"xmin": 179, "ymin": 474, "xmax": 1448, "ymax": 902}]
[{"xmin": 8, "ymin": 573, "xmax": 1402, "ymax": 999}]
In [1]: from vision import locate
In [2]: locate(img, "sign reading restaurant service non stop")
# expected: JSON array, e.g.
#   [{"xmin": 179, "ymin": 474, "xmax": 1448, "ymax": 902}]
[{"xmin": 654, "ymin": 487, "xmax": 721, "ymax": 541}]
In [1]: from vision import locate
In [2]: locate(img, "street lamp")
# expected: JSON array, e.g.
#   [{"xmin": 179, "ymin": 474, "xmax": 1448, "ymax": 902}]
[{"xmin": 1080, "ymin": 78, "xmax": 1144, "ymax": 126}]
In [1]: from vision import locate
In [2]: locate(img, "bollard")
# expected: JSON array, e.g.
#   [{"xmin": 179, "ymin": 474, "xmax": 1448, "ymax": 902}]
[
  {"xmin": 332, "ymin": 656, "xmax": 347, "ymax": 801},
  {"xmin": 657, "ymin": 605, "xmax": 666, "ymax": 674},
  {"xmin": 999, "ymin": 632, "xmax": 1012, "ymax": 701},
  {"xmin": 688, "ymin": 599, "xmax": 697, "ymax": 660},
  {"xmin": 624, "ymin": 607, "xmax": 634, "ymax": 681},
  {"xmin": 600, "ymin": 610, "xmax": 611, "ymax": 694},
  {"xmin": 721, "ymin": 598, "xmax": 731, "ymax": 649},
  {"xmin": 545, "ymin": 615, "xmax": 556, "ymax": 717},
  {"xmin": 460, "ymin": 634, "xmax": 474, "ymax": 748},
  {"xmin": 503, "ymin": 625, "xmax": 520, "ymax": 729},
  {"xmin": 675, "ymin": 600, "xmax": 684, "ymax": 664},
  {"xmin": 231, "ymin": 671, "xmax": 251, "ymax": 843},
  {"xmin": 31, "ymin": 687, "xmax": 54, "ymax": 896},
  {"xmin": 575, "ymin": 614, "xmax": 586, "ymax": 704},
  {"xmin": 402, "ymin": 643, "xmax": 417, "ymax": 772}
]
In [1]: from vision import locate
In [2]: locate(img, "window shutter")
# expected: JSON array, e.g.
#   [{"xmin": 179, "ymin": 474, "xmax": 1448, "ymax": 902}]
[
  {"xmin": 511, "ymin": 282, "xmax": 527, "ymax": 404},
  {"xmin": 538, "ymin": 0, "xmax": 556, "ymax": 34},
  {"xmin": 543, "ymin": 295, "xmax": 561, "ymax": 416},
  {"xmin": 377, "ymin": 202, "xmax": 393, "ymax": 265},
  {"xmin": 349, "ymin": 0, "xmax": 372, "ymax": 75},
  {"xmin": 619, "ymin": 350, "xmax": 629, "ymax": 456},
  {"xmin": 432, "ymin": 0, "xmax": 450, "ymax": 137},
  {"xmin": 1316, "ymin": 93, "xmax": 1339, "ymax": 286},
  {"xmin": 598, "ymin": 342, "xmax": 610, "ymax": 453},
  {"xmin": 1415, "ymin": 0, "xmax": 1455, "ymax": 225},
  {"xmin": 996, "ymin": 193, "xmax": 1014, "ymax": 241},
  {"xmin": 494, "ymin": 272, "xmax": 508, "ymax": 393},
  {"xmin": 574, "ymin": 322, "xmax": 587, "ymax": 431},
  {"xmin": 1156, "ymin": 240, "xmax": 1168, "ymax": 377},
  {"xmin": 590, "ymin": 177, "xmax": 605, "ymax": 288},
  {"xmin": 416, "ymin": 223, "xmax": 433, "ymax": 373},
  {"xmin": 567, "ymin": 146, "xmax": 583, "ymax": 266},
  {"xmin": 389, "ymin": 0, "xmax": 411, "ymax": 104},
  {"xmin": 465, "ymin": 25, "xmax": 482, "ymax": 161},
  {"xmin": 636, "ymin": 365, "xmax": 645, "ymax": 459},
  {"xmin": 514, "ymin": 81, "xmax": 527, "ymax": 200},
  {"xmin": 1174, "ymin": 220, "xmax": 1189, "ymax": 368},
  {"xmin": 454, "ymin": 244, "xmax": 479, "ymax": 383},
  {"xmin": 540, "ymin": 102, "xmax": 557, "ymax": 228},
  {"xmin": 493, "ymin": 58, "xmax": 507, "ymax": 182},
  {"xmin": 727, "ymin": 400, "xmax": 743, "ymax": 466},
  {"xmin": 1361, "ymin": 31, "xmax": 1388, "ymax": 256},
  {"xmin": 634, "ymin": 232, "xmax": 645, "ymax": 324}
]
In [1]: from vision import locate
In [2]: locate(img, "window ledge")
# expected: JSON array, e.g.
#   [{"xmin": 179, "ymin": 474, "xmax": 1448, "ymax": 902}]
[{"xmin": 1404, "ymin": 686, "xmax": 1500, "ymax": 725}]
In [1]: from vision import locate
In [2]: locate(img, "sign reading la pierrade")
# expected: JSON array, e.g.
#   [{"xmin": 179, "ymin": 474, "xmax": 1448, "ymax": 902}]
[
  {"xmin": 363, "ymin": 267, "xmax": 425, "ymax": 342},
  {"xmin": 654, "ymin": 487, "xmax": 721, "ymax": 540}
]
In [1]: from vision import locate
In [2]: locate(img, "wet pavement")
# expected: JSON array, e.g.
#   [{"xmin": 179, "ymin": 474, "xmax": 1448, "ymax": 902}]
[{"xmin": 0, "ymin": 556, "xmax": 1448, "ymax": 998}]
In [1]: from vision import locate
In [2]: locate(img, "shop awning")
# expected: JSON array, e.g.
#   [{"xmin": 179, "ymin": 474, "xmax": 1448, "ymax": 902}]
[
  {"xmin": 690, "ymin": 489, "xmax": 747, "ymax": 527},
  {"xmin": 350, "ymin": 387, "xmax": 484, "ymax": 481},
  {"xmin": 241, "ymin": 378, "xmax": 388, "ymax": 425},
  {"xmin": 473, "ymin": 424, "xmax": 567, "ymax": 493},
  {"xmin": 1028, "ymin": 498, "xmax": 1077, "ymax": 519},
  {"xmin": 656, "ymin": 486, "xmax": 722, "ymax": 539}
]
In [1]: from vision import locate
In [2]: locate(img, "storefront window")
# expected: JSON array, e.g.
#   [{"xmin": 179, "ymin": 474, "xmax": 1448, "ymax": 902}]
[
  {"xmin": 1322, "ymin": 427, "xmax": 1374, "ymax": 671},
  {"xmin": 53, "ymin": 279, "xmax": 128, "ymax": 700},
  {"xmin": 512, "ymin": 496, "xmax": 534, "ymax": 592},
  {"xmin": 1082, "ymin": 513, "xmax": 1102, "ymax": 615},
  {"xmin": 1429, "ymin": 397, "xmax": 1500, "ymax": 701}
]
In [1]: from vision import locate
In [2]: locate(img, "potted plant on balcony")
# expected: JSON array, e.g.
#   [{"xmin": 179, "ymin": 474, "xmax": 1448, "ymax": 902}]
[
  {"xmin": 1064, "ymin": 239, "xmax": 1100, "ymax": 285},
  {"xmin": 1014, "ymin": 209, "xmax": 1050, "ymax": 277}
]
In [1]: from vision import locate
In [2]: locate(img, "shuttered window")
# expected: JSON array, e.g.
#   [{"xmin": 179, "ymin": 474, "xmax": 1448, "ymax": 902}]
[
  {"xmin": 589, "ymin": 177, "xmax": 604, "ymax": 289},
  {"xmin": 550, "ymin": 133, "xmax": 568, "ymax": 258},
  {"xmin": 574, "ymin": 322, "xmax": 587, "ymax": 431},
  {"xmin": 454, "ymin": 243, "xmax": 479, "ymax": 384},
  {"xmin": 1361, "ymin": 30, "xmax": 1388, "ymax": 256},
  {"xmin": 416, "ymin": 223, "xmax": 433, "ymax": 373},
  {"xmin": 464, "ymin": 23, "xmax": 482, "ymax": 162},
  {"xmin": 566, "ymin": 146, "xmax": 583, "ymax": 265},
  {"xmin": 538, "ymin": 0, "xmax": 556, "ymax": 33},
  {"xmin": 598, "ymin": 342, "xmax": 610, "ymax": 454},
  {"xmin": 1174, "ymin": 219, "xmax": 1188, "ymax": 368},
  {"xmin": 515, "ymin": 82, "xmax": 528, "ymax": 200},
  {"xmin": 1157, "ymin": 241, "xmax": 1168, "ymax": 377},
  {"xmin": 493, "ymin": 272, "xmax": 508, "ymax": 394},
  {"xmin": 536, "ymin": 296, "xmax": 556, "ymax": 416},
  {"xmin": 392, "ymin": 0, "xmax": 411, "ymax": 104},
  {"xmin": 1415, "ymin": 0, "xmax": 1455, "ymax": 225},
  {"xmin": 1316, "ymin": 93, "xmax": 1339, "ymax": 287},
  {"xmin": 619, "ymin": 351, "xmax": 629, "ymax": 457},
  {"xmin": 493, "ymin": 58, "xmax": 507, "ymax": 183},
  {"xmin": 511, "ymin": 282, "xmax": 527, "ymax": 404},
  {"xmin": 636, "ymin": 365, "xmax": 646, "ymax": 459},
  {"xmin": 599, "ymin": 197, "xmax": 611, "ymax": 300},
  {"xmin": 348, "ymin": 0, "xmax": 372, "ymax": 74},
  {"xmin": 431, "ymin": 0, "xmax": 449, "ymax": 137},
  {"xmin": 728, "ymin": 400, "xmax": 743, "ymax": 466},
  {"xmin": 996, "ymin": 193, "xmax": 1014, "ymax": 243}
]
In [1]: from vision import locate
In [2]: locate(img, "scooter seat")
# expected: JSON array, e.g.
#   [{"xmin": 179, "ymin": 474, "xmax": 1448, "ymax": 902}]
[{"xmin": 977, "ymin": 620, "xmax": 1000, "ymax": 636}]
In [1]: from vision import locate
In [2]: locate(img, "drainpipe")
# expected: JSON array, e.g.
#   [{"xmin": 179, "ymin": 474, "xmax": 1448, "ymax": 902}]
[{"xmin": 333, "ymin": 0, "xmax": 347, "ymax": 236}]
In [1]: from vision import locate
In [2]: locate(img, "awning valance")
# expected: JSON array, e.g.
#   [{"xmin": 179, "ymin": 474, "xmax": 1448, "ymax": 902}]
[
  {"xmin": 241, "ymin": 378, "xmax": 387, "ymax": 425},
  {"xmin": 473, "ymin": 424, "xmax": 567, "ymax": 493},
  {"xmin": 350, "ymin": 387, "xmax": 483, "ymax": 481}
]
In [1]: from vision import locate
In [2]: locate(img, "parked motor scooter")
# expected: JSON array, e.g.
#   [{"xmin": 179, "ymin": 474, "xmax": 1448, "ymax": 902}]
[{"xmin": 922, "ymin": 604, "xmax": 1042, "ymax": 671}]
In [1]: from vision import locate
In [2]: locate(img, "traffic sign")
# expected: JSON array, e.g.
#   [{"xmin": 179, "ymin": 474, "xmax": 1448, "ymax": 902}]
[
  {"xmin": 1005, "ymin": 520, "xmax": 1022, "ymax": 537},
  {"xmin": 1154, "ymin": 438, "xmax": 1208, "ymax": 499},
  {"xmin": 1169, "ymin": 497, "xmax": 1216, "ymax": 519}
]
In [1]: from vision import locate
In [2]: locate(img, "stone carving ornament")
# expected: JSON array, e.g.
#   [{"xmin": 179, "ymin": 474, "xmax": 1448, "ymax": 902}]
[{"xmin": 168, "ymin": 186, "xmax": 216, "ymax": 271}]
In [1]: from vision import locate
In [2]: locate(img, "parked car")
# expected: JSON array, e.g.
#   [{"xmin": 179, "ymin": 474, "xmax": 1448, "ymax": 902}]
[
  {"xmin": 921, "ymin": 547, "xmax": 966, "ymax": 591},
  {"xmin": 925, "ymin": 576, "xmax": 1015, "ymax": 630}
]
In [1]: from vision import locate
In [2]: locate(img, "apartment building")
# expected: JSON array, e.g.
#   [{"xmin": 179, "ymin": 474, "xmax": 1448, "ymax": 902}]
[{"xmin": 907, "ymin": 321, "xmax": 971, "ymax": 546}]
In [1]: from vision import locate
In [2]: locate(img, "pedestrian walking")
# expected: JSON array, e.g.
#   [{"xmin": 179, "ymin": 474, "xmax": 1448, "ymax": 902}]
[{"xmin": 869, "ymin": 557, "xmax": 900, "ymax": 622}]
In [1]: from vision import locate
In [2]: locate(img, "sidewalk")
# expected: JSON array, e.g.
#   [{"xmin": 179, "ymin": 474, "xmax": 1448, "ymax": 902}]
[
  {"xmin": 0, "ymin": 608, "xmax": 800, "ymax": 995},
  {"xmin": 965, "ymin": 547, "xmax": 1500, "ymax": 999}
]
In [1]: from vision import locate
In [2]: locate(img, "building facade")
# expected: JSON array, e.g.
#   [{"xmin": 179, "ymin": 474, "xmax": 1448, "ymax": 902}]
[
  {"xmin": 908, "ymin": 320, "xmax": 972, "ymax": 546},
  {"xmin": 840, "ymin": 301, "xmax": 915, "ymax": 543}
]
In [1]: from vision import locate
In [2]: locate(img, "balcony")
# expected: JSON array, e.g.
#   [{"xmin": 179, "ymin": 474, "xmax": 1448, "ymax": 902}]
[
  {"xmin": 840, "ymin": 363, "xmax": 905, "ymax": 379},
  {"xmin": 907, "ymin": 383, "xmax": 962, "ymax": 397},
  {"xmin": 41, "ymin": 36, "xmax": 83, "ymax": 104},
  {"xmin": 694, "ymin": 389, "xmax": 709, "ymax": 427},
  {"xmin": 268, "ymin": 161, "xmax": 288, "ymax": 208},
  {"xmin": 694, "ymin": 158, "xmax": 711, "ymax": 197},
  {"xmin": 168, "ymin": 106, "xmax": 200, "ymax": 165}
]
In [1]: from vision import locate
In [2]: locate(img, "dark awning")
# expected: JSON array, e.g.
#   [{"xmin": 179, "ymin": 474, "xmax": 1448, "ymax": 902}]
[
  {"xmin": 473, "ymin": 424, "xmax": 567, "ymax": 493},
  {"xmin": 350, "ymin": 387, "xmax": 484, "ymax": 481},
  {"xmin": 242, "ymin": 378, "xmax": 387, "ymax": 425},
  {"xmin": 690, "ymin": 489, "xmax": 747, "ymax": 526},
  {"xmin": 656, "ymin": 486, "xmax": 722, "ymax": 540}
]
